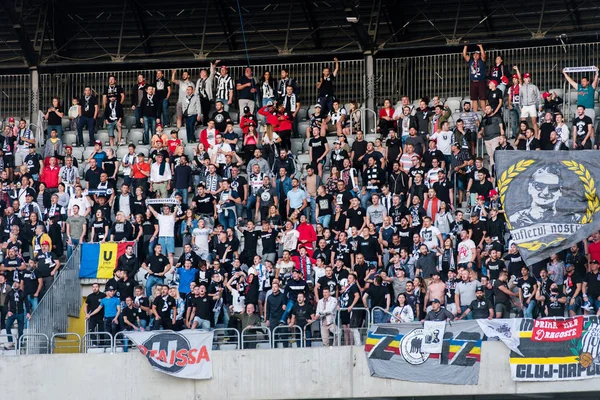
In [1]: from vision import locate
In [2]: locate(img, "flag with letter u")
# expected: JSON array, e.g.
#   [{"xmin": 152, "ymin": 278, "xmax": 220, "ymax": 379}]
[
  {"xmin": 496, "ymin": 151, "xmax": 600, "ymax": 265},
  {"xmin": 79, "ymin": 241, "xmax": 135, "ymax": 279}
]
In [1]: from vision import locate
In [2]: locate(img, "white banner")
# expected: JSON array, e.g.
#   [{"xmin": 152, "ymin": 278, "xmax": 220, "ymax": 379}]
[
  {"xmin": 421, "ymin": 321, "xmax": 445, "ymax": 353},
  {"xmin": 563, "ymin": 66, "xmax": 598, "ymax": 73},
  {"xmin": 146, "ymin": 198, "xmax": 181, "ymax": 205},
  {"xmin": 477, "ymin": 319, "xmax": 523, "ymax": 357},
  {"xmin": 126, "ymin": 330, "xmax": 214, "ymax": 379}
]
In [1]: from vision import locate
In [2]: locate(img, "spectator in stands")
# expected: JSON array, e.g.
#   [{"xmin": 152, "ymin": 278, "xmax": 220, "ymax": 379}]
[
  {"xmin": 316, "ymin": 58, "xmax": 339, "ymax": 114},
  {"xmin": 236, "ymin": 67, "xmax": 257, "ymax": 114},
  {"xmin": 4, "ymin": 280, "xmax": 31, "ymax": 349},
  {"xmin": 195, "ymin": 62, "xmax": 217, "ymax": 126},
  {"xmin": 215, "ymin": 64, "xmax": 234, "ymax": 112},
  {"xmin": 463, "ymin": 44, "xmax": 487, "ymax": 112},
  {"xmin": 479, "ymin": 105, "xmax": 504, "ymax": 168},
  {"xmin": 563, "ymin": 67, "xmax": 599, "ymax": 121},
  {"xmin": 104, "ymin": 93, "xmax": 123, "ymax": 146},
  {"xmin": 171, "ymin": 69, "xmax": 195, "ymax": 129},
  {"xmin": 130, "ymin": 74, "xmax": 147, "ymax": 129},
  {"xmin": 142, "ymin": 243, "xmax": 172, "ymax": 298},
  {"xmin": 45, "ymin": 97, "xmax": 64, "ymax": 139},
  {"xmin": 180, "ymin": 85, "xmax": 201, "ymax": 144},
  {"xmin": 77, "ymin": 87, "xmax": 99, "ymax": 147},
  {"xmin": 152, "ymin": 284, "xmax": 177, "ymax": 330},
  {"xmin": 517, "ymin": 68, "xmax": 542, "ymax": 138},
  {"xmin": 379, "ymin": 99, "xmax": 395, "ymax": 134},
  {"xmin": 139, "ymin": 85, "xmax": 161, "ymax": 145},
  {"xmin": 152, "ymin": 70, "xmax": 171, "ymax": 128},
  {"xmin": 322, "ymin": 100, "xmax": 347, "ymax": 137},
  {"xmin": 572, "ymin": 105, "xmax": 594, "ymax": 150}
]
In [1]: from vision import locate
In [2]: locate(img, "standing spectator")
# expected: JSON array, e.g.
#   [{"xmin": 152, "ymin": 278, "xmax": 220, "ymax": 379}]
[
  {"xmin": 154, "ymin": 70, "xmax": 172, "ymax": 127},
  {"xmin": 195, "ymin": 61, "xmax": 218, "ymax": 125},
  {"xmin": 152, "ymin": 285, "xmax": 177, "ymax": 330},
  {"xmin": 315, "ymin": 287, "xmax": 338, "ymax": 346},
  {"xmin": 4, "ymin": 280, "xmax": 31, "ymax": 349},
  {"xmin": 181, "ymin": 86, "xmax": 201, "ymax": 144},
  {"xmin": 149, "ymin": 153, "xmax": 171, "ymax": 198},
  {"xmin": 316, "ymin": 58, "xmax": 339, "ymax": 114},
  {"xmin": 45, "ymin": 97, "xmax": 64, "ymax": 138},
  {"xmin": 517, "ymin": 68, "xmax": 542, "ymax": 139},
  {"xmin": 86, "ymin": 286, "xmax": 120, "ymax": 342},
  {"xmin": 462, "ymin": 44, "xmax": 487, "ymax": 112},
  {"xmin": 479, "ymin": 105, "xmax": 504, "ymax": 168},
  {"xmin": 131, "ymin": 74, "xmax": 147, "ymax": 129},
  {"xmin": 379, "ymin": 99, "xmax": 395, "ymax": 134},
  {"xmin": 572, "ymin": 105, "xmax": 594, "ymax": 150},
  {"xmin": 104, "ymin": 93, "xmax": 123, "ymax": 146},
  {"xmin": 84, "ymin": 282, "xmax": 105, "ymax": 346},
  {"xmin": 139, "ymin": 85, "xmax": 160, "ymax": 145},
  {"xmin": 518, "ymin": 266, "xmax": 538, "ymax": 318},
  {"xmin": 455, "ymin": 268, "xmax": 480, "ymax": 319},
  {"xmin": 141, "ymin": 243, "xmax": 172, "ymax": 298},
  {"xmin": 215, "ymin": 64, "xmax": 234, "ymax": 112},
  {"xmin": 102, "ymin": 75, "xmax": 125, "ymax": 108},
  {"xmin": 236, "ymin": 67, "xmax": 257, "ymax": 114},
  {"xmin": 265, "ymin": 279, "xmax": 286, "ymax": 329},
  {"xmin": 171, "ymin": 69, "xmax": 195, "ymax": 129},
  {"xmin": 457, "ymin": 285, "xmax": 494, "ymax": 320},
  {"xmin": 563, "ymin": 67, "xmax": 599, "ymax": 121},
  {"xmin": 77, "ymin": 86, "xmax": 98, "ymax": 147},
  {"xmin": 258, "ymin": 70, "xmax": 277, "ymax": 111},
  {"xmin": 148, "ymin": 205, "xmax": 178, "ymax": 267},
  {"xmin": 66, "ymin": 204, "xmax": 86, "ymax": 260},
  {"xmin": 362, "ymin": 275, "xmax": 391, "ymax": 323}
]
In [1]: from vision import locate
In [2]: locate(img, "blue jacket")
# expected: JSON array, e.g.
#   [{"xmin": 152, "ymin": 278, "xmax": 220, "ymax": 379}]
[{"xmin": 275, "ymin": 177, "xmax": 292, "ymax": 198}]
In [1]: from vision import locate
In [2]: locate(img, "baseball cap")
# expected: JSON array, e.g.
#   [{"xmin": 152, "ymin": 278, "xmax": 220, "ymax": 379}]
[
  {"xmin": 431, "ymin": 298, "xmax": 441, "ymax": 304},
  {"xmin": 523, "ymin": 73, "xmax": 531, "ymax": 78},
  {"xmin": 333, "ymin": 140, "xmax": 341, "ymax": 145},
  {"xmin": 314, "ymin": 104, "xmax": 322, "ymax": 108},
  {"xmin": 476, "ymin": 286, "xmax": 484, "ymax": 292},
  {"xmin": 451, "ymin": 142, "xmax": 460, "ymax": 147},
  {"xmin": 94, "ymin": 140, "xmax": 103, "ymax": 146},
  {"xmin": 243, "ymin": 106, "xmax": 250, "ymax": 113},
  {"xmin": 542, "ymin": 92, "xmax": 551, "ymax": 99},
  {"xmin": 512, "ymin": 74, "xmax": 519, "ymax": 80},
  {"xmin": 591, "ymin": 260, "xmax": 599, "ymax": 265},
  {"xmin": 42, "ymin": 240, "xmax": 50, "ymax": 245},
  {"xmin": 106, "ymin": 286, "xmax": 116, "ymax": 291},
  {"xmin": 156, "ymin": 123, "xmax": 163, "ymax": 128},
  {"xmin": 65, "ymin": 146, "xmax": 73, "ymax": 151},
  {"xmin": 566, "ymin": 263, "xmax": 575, "ymax": 269},
  {"xmin": 489, "ymin": 189, "xmax": 498, "ymax": 197},
  {"xmin": 488, "ymin": 79, "xmax": 498, "ymax": 86},
  {"xmin": 501, "ymin": 76, "xmax": 509, "ymax": 84},
  {"xmin": 477, "ymin": 195, "xmax": 485, "ymax": 200},
  {"xmin": 8, "ymin": 117, "xmax": 15, "ymax": 122}
]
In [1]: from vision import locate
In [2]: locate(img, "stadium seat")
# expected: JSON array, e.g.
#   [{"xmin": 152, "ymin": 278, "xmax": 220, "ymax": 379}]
[
  {"xmin": 548, "ymin": 88, "xmax": 563, "ymax": 99},
  {"xmin": 136, "ymin": 146, "xmax": 149, "ymax": 157},
  {"xmin": 296, "ymin": 107, "xmax": 308, "ymax": 121},
  {"xmin": 177, "ymin": 128, "xmax": 188, "ymax": 144},
  {"xmin": 116, "ymin": 146, "xmax": 129, "ymax": 159},
  {"xmin": 229, "ymin": 110, "xmax": 239, "ymax": 123},
  {"xmin": 82, "ymin": 148, "xmax": 95, "ymax": 160},
  {"xmin": 445, "ymin": 99, "xmax": 461, "ymax": 113},
  {"xmin": 71, "ymin": 147, "xmax": 84, "ymax": 161},
  {"xmin": 61, "ymin": 117, "xmax": 71, "ymax": 131},
  {"xmin": 184, "ymin": 144, "xmax": 196, "ymax": 159},
  {"xmin": 123, "ymin": 115, "xmax": 136, "ymax": 129},
  {"xmin": 128, "ymin": 129, "xmax": 144, "ymax": 144},
  {"xmin": 96, "ymin": 130, "xmax": 110, "ymax": 145},
  {"xmin": 63, "ymin": 133, "xmax": 77, "ymax": 147}
]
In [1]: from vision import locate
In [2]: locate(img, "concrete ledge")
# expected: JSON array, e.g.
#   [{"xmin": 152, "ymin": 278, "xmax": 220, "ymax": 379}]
[{"xmin": 0, "ymin": 343, "xmax": 598, "ymax": 399}]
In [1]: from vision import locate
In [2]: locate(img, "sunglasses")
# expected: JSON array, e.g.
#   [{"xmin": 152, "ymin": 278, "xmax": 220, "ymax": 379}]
[{"xmin": 531, "ymin": 181, "xmax": 561, "ymax": 193}]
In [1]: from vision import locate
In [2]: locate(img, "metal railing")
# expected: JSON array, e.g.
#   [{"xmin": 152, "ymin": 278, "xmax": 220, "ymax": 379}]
[
  {"xmin": 51, "ymin": 333, "xmax": 82, "ymax": 354},
  {"xmin": 0, "ymin": 74, "xmax": 31, "ymax": 119},
  {"xmin": 27, "ymin": 245, "xmax": 82, "ymax": 349},
  {"xmin": 241, "ymin": 326, "xmax": 272, "ymax": 349},
  {"xmin": 272, "ymin": 325, "xmax": 303, "ymax": 349},
  {"xmin": 19, "ymin": 333, "xmax": 50, "ymax": 355},
  {"xmin": 335, "ymin": 307, "xmax": 370, "ymax": 347}
]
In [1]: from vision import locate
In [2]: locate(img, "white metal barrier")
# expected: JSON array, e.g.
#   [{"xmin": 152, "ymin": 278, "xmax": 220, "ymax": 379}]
[
  {"xmin": 335, "ymin": 307, "xmax": 370, "ymax": 347},
  {"xmin": 272, "ymin": 325, "xmax": 303, "ymax": 349},
  {"xmin": 241, "ymin": 326, "xmax": 271, "ymax": 349},
  {"xmin": 18, "ymin": 333, "xmax": 50, "ymax": 355},
  {"xmin": 82, "ymin": 332, "xmax": 114, "ymax": 353},
  {"xmin": 51, "ymin": 333, "xmax": 82, "ymax": 354}
]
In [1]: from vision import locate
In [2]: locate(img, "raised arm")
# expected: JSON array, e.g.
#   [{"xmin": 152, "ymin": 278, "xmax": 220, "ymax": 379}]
[
  {"xmin": 462, "ymin": 46, "xmax": 470, "ymax": 62},
  {"xmin": 332, "ymin": 57, "xmax": 339, "ymax": 77},
  {"xmin": 562, "ymin": 68, "xmax": 578, "ymax": 90},
  {"xmin": 478, "ymin": 44, "xmax": 486, "ymax": 62}
]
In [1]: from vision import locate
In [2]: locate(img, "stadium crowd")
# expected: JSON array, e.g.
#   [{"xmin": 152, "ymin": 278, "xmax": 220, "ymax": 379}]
[{"xmin": 1, "ymin": 46, "xmax": 600, "ymax": 348}]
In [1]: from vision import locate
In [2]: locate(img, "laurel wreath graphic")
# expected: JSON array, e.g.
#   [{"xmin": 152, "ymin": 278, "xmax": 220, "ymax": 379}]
[
  {"xmin": 518, "ymin": 237, "xmax": 565, "ymax": 251},
  {"xmin": 561, "ymin": 160, "xmax": 600, "ymax": 224},
  {"xmin": 497, "ymin": 159, "xmax": 535, "ymax": 230}
]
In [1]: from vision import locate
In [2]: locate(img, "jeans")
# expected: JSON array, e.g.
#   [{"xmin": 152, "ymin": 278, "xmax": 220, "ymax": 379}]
[
  {"xmin": 216, "ymin": 98, "xmax": 230, "ymax": 112},
  {"xmin": 47, "ymin": 125, "xmax": 63, "ymax": 138},
  {"xmin": 218, "ymin": 210, "xmax": 236, "ymax": 230},
  {"xmin": 67, "ymin": 237, "xmax": 79, "ymax": 260},
  {"xmin": 372, "ymin": 309, "xmax": 388, "ymax": 324},
  {"xmin": 280, "ymin": 299, "xmax": 295, "ymax": 323},
  {"xmin": 214, "ymin": 305, "xmax": 230, "ymax": 328},
  {"xmin": 106, "ymin": 121, "xmax": 118, "ymax": 139},
  {"xmin": 361, "ymin": 189, "xmax": 377, "ymax": 209},
  {"xmin": 175, "ymin": 188, "xmax": 189, "ymax": 206},
  {"xmin": 161, "ymin": 98, "xmax": 170, "ymax": 125},
  {"xmin": 77, "ymin": 116, "xmax": 96, "ymax": 146},
  {"xmin": 194, "ymin": 317, "xmax": 211, "ymax": 330},
  {"xmin": 307, "ymin": 196, "xmax": 316, "ymax": 224},
  {"xmin": 509, "ymin": 107, "xmax": 520, "ymax": 138},
  {"xmin": 185, "ymin": 115, "xmax": 197, "ymax": 143},
  {"xmin": 143, "ymin": 116, "xmax": 156, "ymax": 144},
  {"xmin": 27, "ymin": 295, "xmax": 38, "ymax": 314},
  {"xmin": 318, "ymin": 214, "xmax": 331, "ymax": 228},
  {"xmin": 147, "ymin": 237, "xmax": 157, "ymax": 256},
  {"xmin": 524, "ymin": 299, "xmax": 536, "ymax": 318},
  {"xmin": 317, "ymin": 96, "xmax": 334, "ymax": 115},
  {"xmin": 6, "ymin": 313, "xmax": 25, "ymax": 343},
  {"xmin": 103, "ymin": 317, "xmax": 119, "ymax": 339},
  {"xmin": 146, "ymin": 275, "xmax": 164, "ymax": 298},
  {"xmin": 246, "ymin": 194, "xmax": 257, "ymax": 221},
  {"xmin": 460, "ymin": 305, "xmax": 474, "ymax": 320}
]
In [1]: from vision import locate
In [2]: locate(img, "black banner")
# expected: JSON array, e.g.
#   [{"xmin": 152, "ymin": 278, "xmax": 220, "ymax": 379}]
[{"xmin": 495, "ymin": 151, "xmax": 600, "ymax": 265}]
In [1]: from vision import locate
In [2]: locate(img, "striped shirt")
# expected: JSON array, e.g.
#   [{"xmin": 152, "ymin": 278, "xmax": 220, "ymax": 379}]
[{"xmin": 216, "ymin": 73, "xmax": 234, "ymax": 100}]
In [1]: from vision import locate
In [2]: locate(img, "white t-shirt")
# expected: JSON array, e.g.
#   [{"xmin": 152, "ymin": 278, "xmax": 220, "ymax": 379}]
[
  {"xmin": 157, "ymin": 214, "xmax": 176, "ymax": 237},
  {"xmin": 420, "ymin": 226, "xmax": 441, "ymax": 250},
  {"xmin": 457, "ymin": 239, "xmax": 476, "ymax": 264},
  {"xmin": 192, "ymin": 227, "xmax": 212, "ymax": 255},
  {"xmin": 431, "ymin": 131, "xmax": 453, "ymax": 155}
]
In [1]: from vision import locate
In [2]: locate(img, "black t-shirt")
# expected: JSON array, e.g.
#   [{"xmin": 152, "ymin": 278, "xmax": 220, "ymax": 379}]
[
  {"xmin": 192, "ymin": 295, "xmax": 212, "ymax": 320},
  {"xmin": 518, "ymin": 276, "xmax": 537, "ymax": 299},
  {"xmin": 309, "ymin": 137, "xmax": 328, "ymax": 161},
  {"xmin": 584, "ymin": 271, "xmax": 600, "ymax": 299},
  {"xmin": 367, "ymin": 285, "xmax": 388, "ymax": 308},
  {"xmin": 122, "ymin": 306, "xmax": 141, "ymax": 330},
  {"xmin": 470, "ymin": 221, "xmax": 486, "ymax": 246},
  {"xmin": 35, "ymin": 252, "xmax": 57, "ymax": 277},
  {"xmin": 116, "ymin": 279, "xmax": 136, "ymax": 301},
  {"xmin": 573, "ymin": 115, "xmax": 593, "ymax": 138},
  {"xmin": 243, "ymin": 230, "xmax": 260, "ymax": 255},
  {"xmin": 103, "ymin": 157, "xmax": 117, "ymax": 178},
  {"xmin": 340, "ymin": 283, "xmax": 360, "ymax": 308},
  {"xmin": 20, "ymin": 269, "xmax": 39, "ymax": 295},
  {"xmin": 493, "ymin": 279, "xmax": 510, "ymax": 305},
  {"xmin": 155, "ymin": 78, "xmax": 170, "ymax": 100},
  {"xmin": 470, "ymin": 179, "xmax": 493, "ymax": 198},
  {"xmin": 317, "ymin": 275, "xmax": 338, "ymax": 298},
  {"xmin": 486, "ymin": 259, "xmax": 506, "ymax": 280},
  {"xmin": 291, "ymin": 302, "xmax": 314, "ymax": 327},
  {"xmin": 357, "ymin": 236, "xmax": 380, "ymax": 262},
  {"xmin": 147, "ymin": 254, "xmax": 170, "ymax": 274},
  {"xmin": 547, "ymin": 292, "xmax": 566, "ymax": 317},
  {"xmin": 136, "ymin": 296, "xmax": 150, "ymax": 321},
  {"xmin": 488, "ymin": 88, "xmax": 503, "ymax": 111},
  {"xmin": 346, "ymin": 207, "xmax": 366, "ymax": 229},
  {"xmin": 230, "ymin": 176, "xmax": 248, "ymax": 202},
  {"xmin": 237, "ymin": 75, "xmax": 255, "ymax": 100},
  {"xmin": 47, "ymin": 107, "xmax": 63, "ymax": 125},
  {"xmin": 334, "ymin": 190, "xmax": 353, "ymax": 208},
  {"xmin": 153, "ymin": 295, "xmax": 176, "ymax": 317},
  {"xmin": 564, "ymin": 273, "xmax": 582, "ymax": 297},
  {"xmin": 351, "ymin": 140, "xmax": 368, "ymax": 163},
  {"xmin": 504, "ymin": 252, "xmax": 526, "ymax": 278},
  {"xmin": 92, "ymin": 219, "xmax": 110, "ymax": 241},
  {"xmin": 468, "ymin": 298, "xmax": 493, "ymax": 319},
  {"xmin": 260, "ymin": 230, "xmax": 277, "ymax": 254},
  {"xmin": 85, "ymin": 291, "xmax": 106, "ymax": 317},
  {"xmin": 25, "ymin": 153, "xmax": 43, "ymax": 175},
  {"xmin": 81, "ymin": 95, "xmax": 98, "ymax": 118},
  {"xmin": 318, "ymin": 75, "xmax": 335, "ymax": 97},
  {"xmin": 193, "ymin": 194, "xmax": 215, "ymax": 215},
  {"xmin": 385, "ymin": 138, "xmax": 403, "ymax": 164},
  {"xmin": 316, "ymin": 194, "xmax": 334, "ymax": 216}
]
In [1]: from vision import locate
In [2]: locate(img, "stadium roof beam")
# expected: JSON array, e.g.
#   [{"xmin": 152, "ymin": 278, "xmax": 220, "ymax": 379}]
[
  {"xmin": 340, "ymin": 0, "xmax": 374, "ymax": 53},
  {"xmin": 564, "ymin": 0, "xmax": 584, "ymax": 31},
  {"xmin": 213, "ymin": 0, "xmax": 237, "ymax": 52},
  {"xmin": 475, "ymin": 0, "xmax": 496, "ymax": 37},
  {"xmin": 2, "ymin": 0, "xmax": 39, "ymax": 67},
  {"xmin": 301, "ymin": 0, "xmax": 322, "ymax": 49},
  {"xmin": 130, "ymin": 0, "xmax": 152, "ymax": 55}
]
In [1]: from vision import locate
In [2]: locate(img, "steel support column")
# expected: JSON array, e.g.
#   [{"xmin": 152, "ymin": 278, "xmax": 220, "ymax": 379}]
[
  {"xmin": 365, "ymin": 54, "xmax": 375, "ymax": 135},
  {"xmin": 30, "ymin": 68, "xmax": 39, "ymax": 131}
]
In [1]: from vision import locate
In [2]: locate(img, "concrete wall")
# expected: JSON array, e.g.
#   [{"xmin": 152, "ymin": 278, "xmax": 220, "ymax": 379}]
[{"xmin": 1, "ymin": 343, "xmax": 599, "ymax": 399}]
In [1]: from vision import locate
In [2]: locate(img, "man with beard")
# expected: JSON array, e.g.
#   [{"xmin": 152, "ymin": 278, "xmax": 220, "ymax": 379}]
[{"xmin": 458, "ymin": 286, "xmax": 494, "ymax": 319}]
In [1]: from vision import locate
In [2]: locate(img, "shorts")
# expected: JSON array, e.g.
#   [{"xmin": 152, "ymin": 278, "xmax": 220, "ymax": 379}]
[
  {"xmin": 340, "ymin": 310, "xmax": 350, "ymax": 325},
  {"xmin": 176, "ymin": 102, "xmax": 183, "ymax": 118},
  {"xmin": 446, "ymin": 303, "xmax": 457, "ymax": 315},
  {"xmin": 495, "ymin": 302, "xmax": 509, "ymax": 314},
  {"xmin": 3, "ymin": 155, "xmax": 14, "ymax": 168},
  {"xmin": 520, "ymin": 105, "xmax": 537, "ymax": 118},
  {"xmin": 568, "ymin": 296, "xmax": 582, "ymax": 312},
  {"xmin": 158, "ymin": 236, "xmax": 175, "ymax": 255},
  {"xmin": 259, "ymin": 291, "xmax": 267, "ymax": 303},
  {"xmin": 470, "ymin": 81, "xmax": 487, "ymax": 101}
]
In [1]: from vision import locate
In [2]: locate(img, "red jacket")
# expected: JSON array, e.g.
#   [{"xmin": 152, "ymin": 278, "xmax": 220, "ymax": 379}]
[
  {"xmin": 199, "ymin": 129, "xmax": 219, "ymax": 150},
  {"xmin": 296, "ymin": 222, "xmax": 317, "ymax": 256},
  {"xmin": 258, "ymin": 106, "xmax": 280, "ymax": 128},
  {"xmin": 41, "ymin": 165, "xmax": 60, "ymax": 188},
  {"xmin": 240, "ymin": 115, "xmax": 257, "ymax": 134}
]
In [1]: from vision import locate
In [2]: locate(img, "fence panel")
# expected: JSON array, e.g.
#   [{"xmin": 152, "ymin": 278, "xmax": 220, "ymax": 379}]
[
  {"xmin": 272, "ymin": 325, "xmax": 303, "ymax": 349},
  {"xmin": 0, "ymin": 74, "xmax": 30, "ymax": 120}
]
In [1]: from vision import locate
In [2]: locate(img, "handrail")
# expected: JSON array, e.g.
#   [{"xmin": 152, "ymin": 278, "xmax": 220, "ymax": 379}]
[
  {"xmin": 272, "ymin": 325, "xmax": 303, "ymax": 348},
  {"xmin": 241, "ymin": 326, "xmax": 271, "ymax": 349},
  {"xmin": 335, "ymin": 307, "xmax": 370, "ymax": 346}
]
